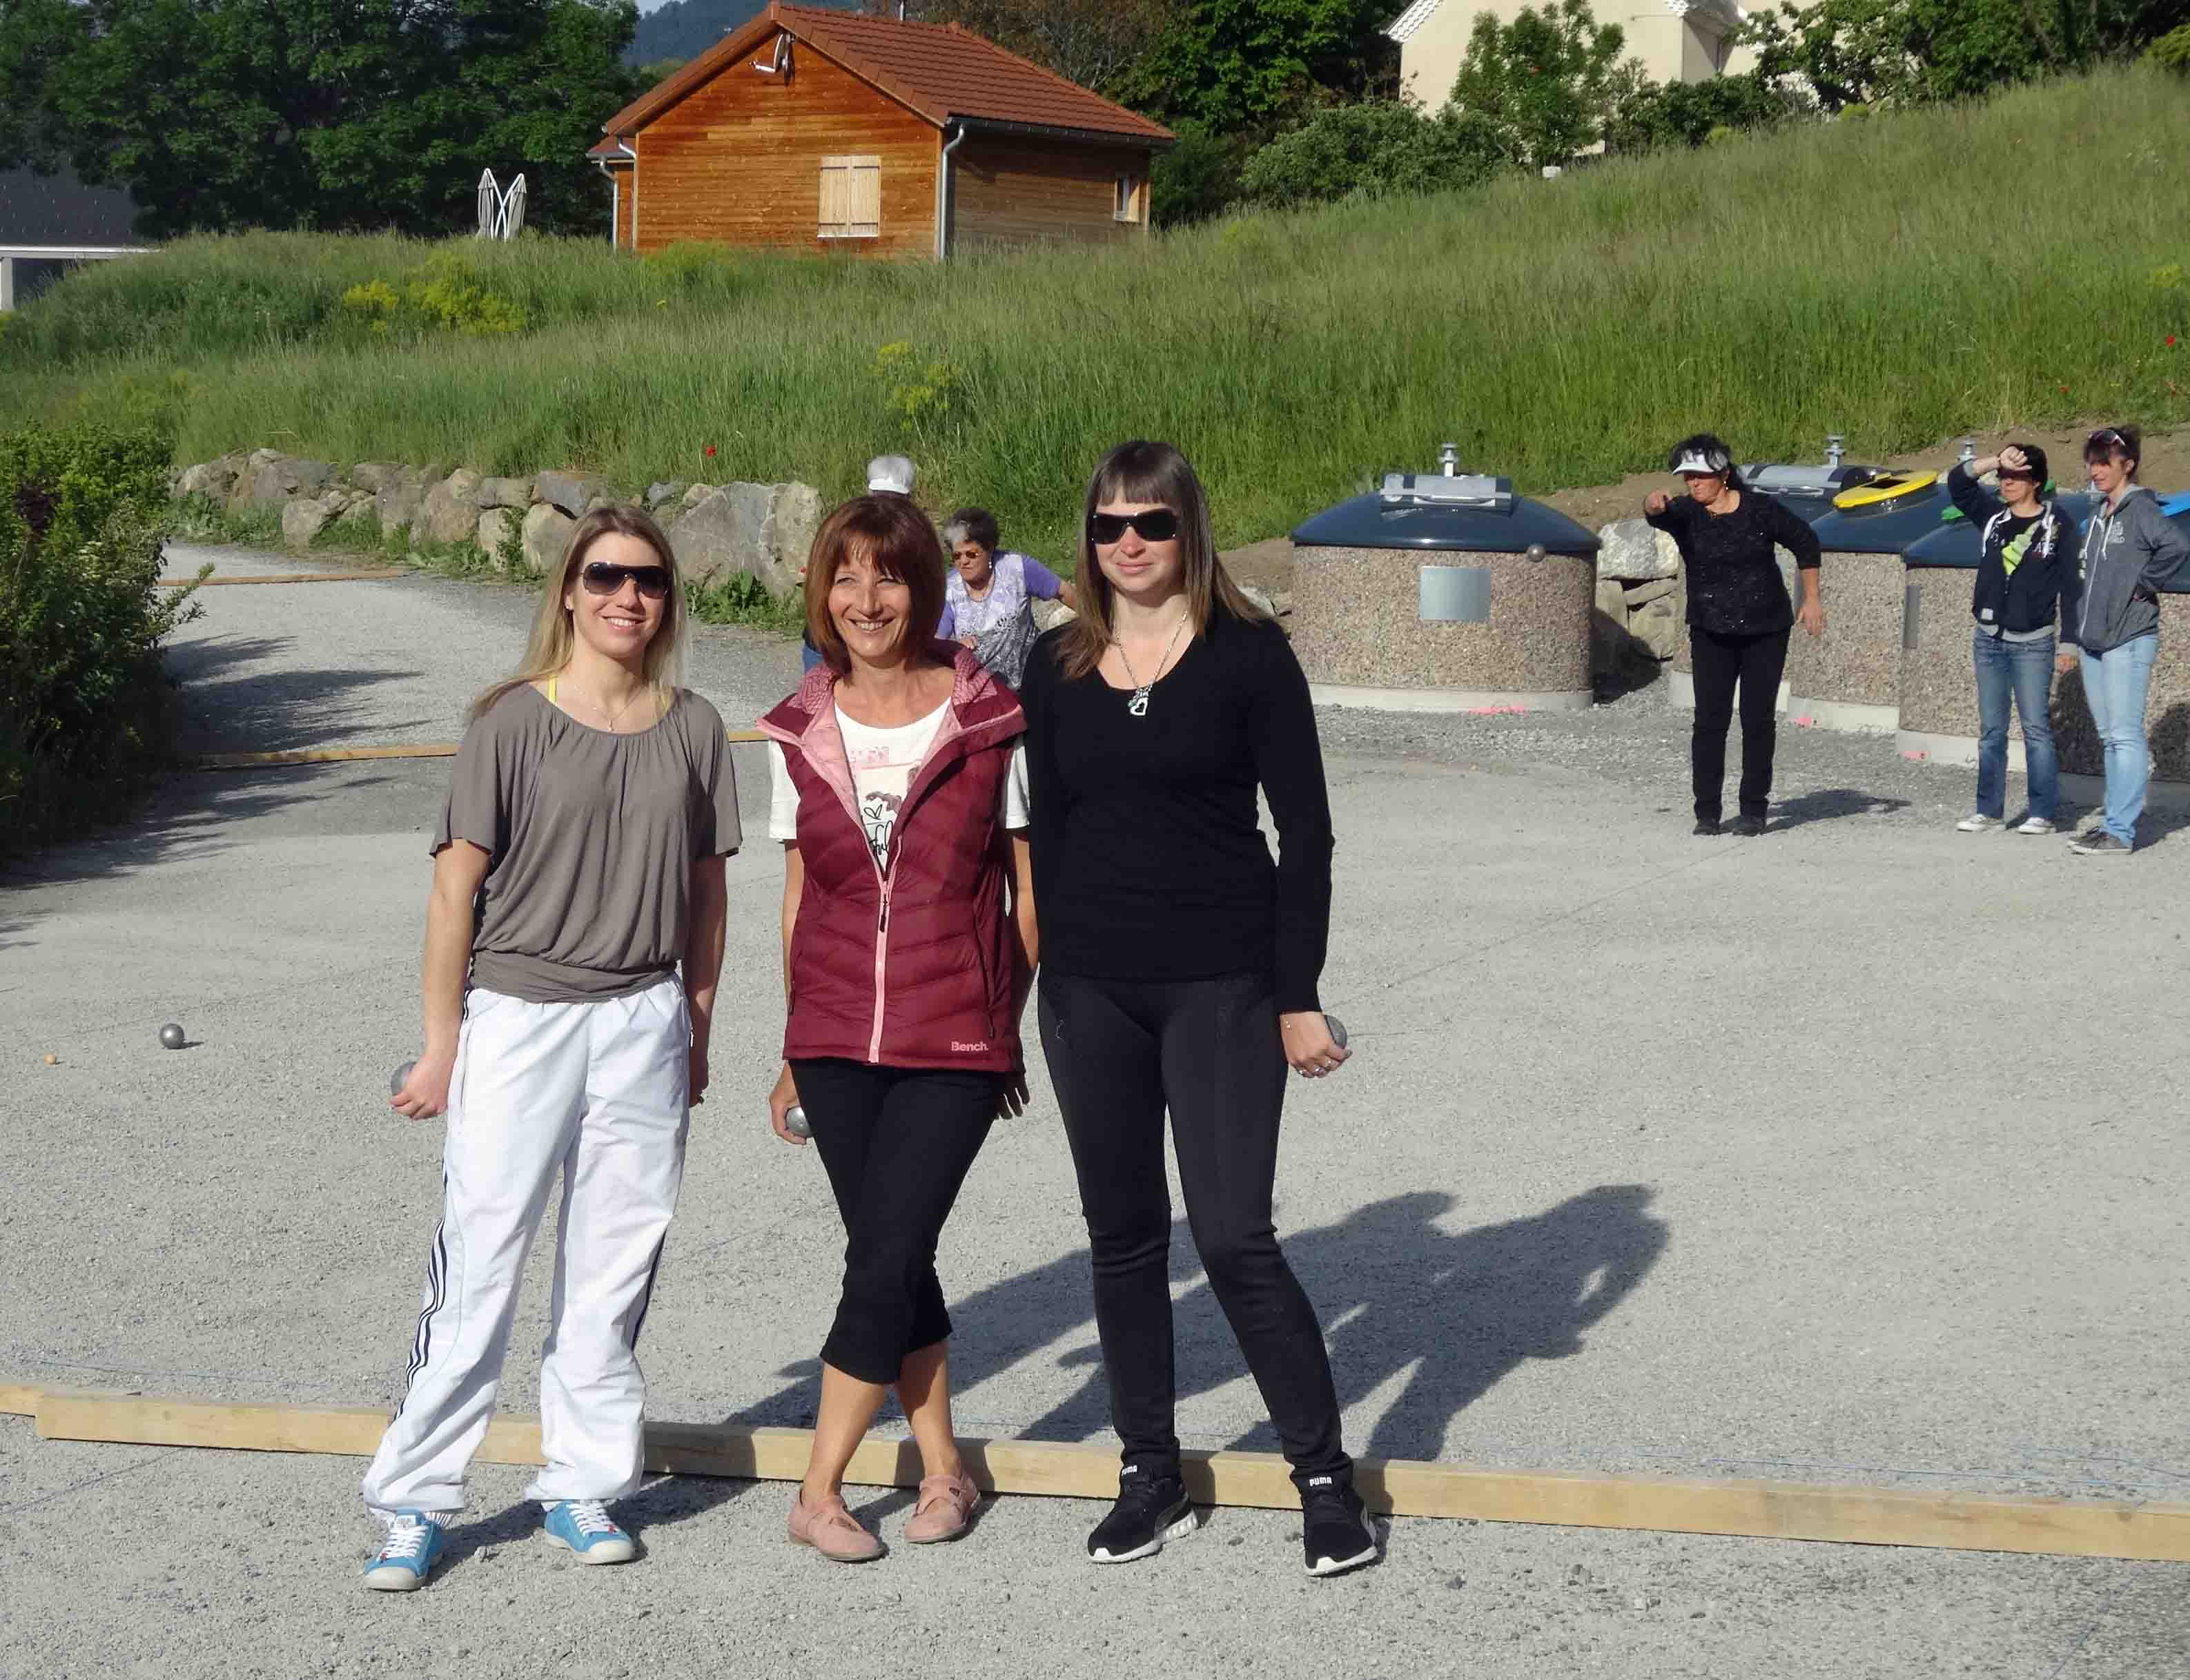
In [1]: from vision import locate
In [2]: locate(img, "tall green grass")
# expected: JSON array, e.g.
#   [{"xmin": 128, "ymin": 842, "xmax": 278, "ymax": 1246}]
[{"xmin": 8, "ymin": 67, "xmax": 2188, "ymax": 560}]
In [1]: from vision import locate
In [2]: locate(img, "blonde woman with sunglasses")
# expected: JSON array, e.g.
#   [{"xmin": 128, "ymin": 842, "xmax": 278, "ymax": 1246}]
[{"xmin": 358, "ymin": 507, "xmax": 741, "ymax": 1590}]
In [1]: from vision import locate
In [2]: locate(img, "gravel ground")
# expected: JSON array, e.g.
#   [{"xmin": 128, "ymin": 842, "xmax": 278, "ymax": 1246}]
[{"xmin": 2, "ymin": 547, "xmax": 2184, "ymax": 1678}]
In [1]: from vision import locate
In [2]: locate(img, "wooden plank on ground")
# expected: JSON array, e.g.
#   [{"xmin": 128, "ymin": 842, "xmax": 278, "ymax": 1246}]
[
  {"xmin": 29, "ymin": 1389, "xmax": 2190, "ymax": 1561},
  {"xmin": 157, "ymin": 571, "xmax": 404, "ymax": 587},
  {"xmin": 0, "ymin": 1384, "xmax": 42, "ymax": 1416},
  {"xmin": 196, "ymin": 732, "xmax": 768, "ymax": 770}
]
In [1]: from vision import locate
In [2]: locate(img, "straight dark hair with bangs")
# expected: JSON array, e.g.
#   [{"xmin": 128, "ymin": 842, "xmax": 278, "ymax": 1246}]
[
  {"xmin": 804, "ymin": 492, "xmax": 948, "ymax": 674},
  {"xmin": 1055, "ymin": 440, "xmax": 1267, "ymax": 681},
  {"xmin": 2084, "ymin": 424, "xmax": 2142, "ymax": 477}
]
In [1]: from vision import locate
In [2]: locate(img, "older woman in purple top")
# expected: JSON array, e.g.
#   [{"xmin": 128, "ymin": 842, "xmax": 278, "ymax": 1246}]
[{"xmin": 939, "ymin": 507, "xmax": 1077, "ymax": 687}]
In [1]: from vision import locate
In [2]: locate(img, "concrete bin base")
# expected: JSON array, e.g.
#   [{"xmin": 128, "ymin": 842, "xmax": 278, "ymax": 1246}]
[
  {"xmin": 1897, "ymin": 589, "xmax": 2190, "ymax": 790},
  {"xmin": 1291, "ymin": 545, "xmax": 1593, "ymax": 710},
  {"xmin": 1781, "ymin": 550, "xmax": 1904, "ymax": 732}
]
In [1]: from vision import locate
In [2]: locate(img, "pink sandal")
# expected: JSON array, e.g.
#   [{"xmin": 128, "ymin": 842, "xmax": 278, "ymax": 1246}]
[
  {"xmin": 904, "ymin": 1471, "xmax": 981, "ymax": 1544},
  {"xmin": 788, "ymin": 1489, "xmax": 885, "ymax": 1563}
]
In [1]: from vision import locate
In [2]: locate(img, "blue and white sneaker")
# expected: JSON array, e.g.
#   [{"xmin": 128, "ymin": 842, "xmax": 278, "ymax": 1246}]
[
  {"xmin": 542, "ymin": 1498, "xmax": 638, "ymax": 1564},
  {"xmin": 362, "ymin": 1510, "xmax": 447, "ymax": 1591}
]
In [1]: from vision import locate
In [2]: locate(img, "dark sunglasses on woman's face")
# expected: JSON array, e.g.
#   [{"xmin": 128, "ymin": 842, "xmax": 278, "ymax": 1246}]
[
  {"xmin": 1088, "ymin": 508, "xmax": 1180, "ymax": 545},
  {"xmin": 579, "ymin": 560, "xmax": 672, "ymax": 600}
]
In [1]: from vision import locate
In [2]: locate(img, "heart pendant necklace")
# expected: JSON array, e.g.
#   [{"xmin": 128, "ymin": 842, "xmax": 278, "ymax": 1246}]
[{"xmin": 1116, "ymin": 612, "xmax": 1190, "ymax": 720}]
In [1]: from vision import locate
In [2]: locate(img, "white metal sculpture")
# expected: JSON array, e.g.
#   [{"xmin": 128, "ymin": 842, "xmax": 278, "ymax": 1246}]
[{"xmin": 476, "ymin": 170, "xmax": 528, "ymax": 241}]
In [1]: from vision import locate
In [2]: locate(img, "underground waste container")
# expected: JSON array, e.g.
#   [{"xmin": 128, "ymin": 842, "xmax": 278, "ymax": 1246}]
[
  {"xmin": 1667, "ymin": 440, "xmax": 1882, "ymax": 710},
  {"xmin": 1896, "ymin": 496, "xmax": 2190, "ymax": 788},
  {"xmin": 1772, "ymin": 467, "xmax": 1972, "ymax": 733},
  {"xmin": 1289, "ymin": 449, "xmax": 1599, "ymax": 711}
]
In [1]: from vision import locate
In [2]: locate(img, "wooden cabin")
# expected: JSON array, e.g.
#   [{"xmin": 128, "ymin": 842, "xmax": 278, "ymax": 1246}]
[{"xmin": 587, "ymin": 2, "xmax": 1173, "ymax": 260}]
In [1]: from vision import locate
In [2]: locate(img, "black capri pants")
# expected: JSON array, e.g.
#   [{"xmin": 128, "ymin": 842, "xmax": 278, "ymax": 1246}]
[{"xmin": 789, "ymin": 1058, "xmax": 997, "ymax": 1385}]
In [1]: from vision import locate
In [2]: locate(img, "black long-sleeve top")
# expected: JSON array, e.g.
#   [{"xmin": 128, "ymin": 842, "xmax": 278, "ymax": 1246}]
[
  {"xmin": 1018, "ymin": 607, "xmax": 1333, "ymax": 1013},
  {"xmin": 1646, "ymin": 489, "xmax": 1822, "ymax": 636},
  {"xmin": 1944, "ymin": 462, "xmax": 2083, "ymax": 642}
]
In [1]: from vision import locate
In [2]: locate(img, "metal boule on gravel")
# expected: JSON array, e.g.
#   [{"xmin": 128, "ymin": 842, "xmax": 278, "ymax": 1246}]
[
  {"xmin": 391, "ymin": 1060, "xmax": 417, "ymax": 1097},
  {"xmin": 158, "ymin": 1023, "xmax": 187, "ymax": 1051},
  {"xmin": 1324, "ymin": 1015, "xmax": 1348, "ymax": 1049},
  {"xmin": 784, "ymin": 1104, "xmax": 812, "ymax": 1140}
]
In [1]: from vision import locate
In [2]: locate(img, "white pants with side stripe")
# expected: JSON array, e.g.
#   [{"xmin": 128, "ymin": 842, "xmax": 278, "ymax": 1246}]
[{"xmin": 362, "ymin": 977, "xmax": 690, "ymax": 1516}]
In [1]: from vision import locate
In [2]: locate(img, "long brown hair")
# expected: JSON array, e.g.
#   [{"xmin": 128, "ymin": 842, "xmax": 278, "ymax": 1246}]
[
  {"xmin": 1055, "ymin": 440, "xmax": 1267, "ymax": 681},
  {"xmin": 469, "ymin": 505, "xmax": 687, "ymax": 723},
  {"xmin": 804, "ymin": 494, "xmax": 948, "ymax": 674}
]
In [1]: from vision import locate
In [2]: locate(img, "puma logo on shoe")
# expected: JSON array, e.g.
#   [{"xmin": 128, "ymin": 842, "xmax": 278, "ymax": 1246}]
[{"xmin": 1306, "ymin": 1476, "xmax": 1335, "ymax": 1488}]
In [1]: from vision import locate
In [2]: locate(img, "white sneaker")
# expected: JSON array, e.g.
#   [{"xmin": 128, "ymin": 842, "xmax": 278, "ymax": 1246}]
[
  {"xmin": 2014, "ymin": 816, "xmax": 2056, "ymax": 835},
  {"xmin": 1955, "ymin": 813, "xmax": 2000, "ymax": 832}
]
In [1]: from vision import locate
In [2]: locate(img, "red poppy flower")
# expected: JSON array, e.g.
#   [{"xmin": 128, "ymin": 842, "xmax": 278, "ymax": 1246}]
[
  {"xmin": 704, "ymin": 445, "xmax": 717, "ymax": 456},
  {"xmin": 2170, "ymin": 335, "xmax": 2180, "ymax": 347}
]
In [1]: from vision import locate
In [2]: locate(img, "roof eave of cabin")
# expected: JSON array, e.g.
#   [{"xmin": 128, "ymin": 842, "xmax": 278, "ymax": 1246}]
[{"xmin": 949, "ymin": 115, "xmax": 1175, "ymax": 152}]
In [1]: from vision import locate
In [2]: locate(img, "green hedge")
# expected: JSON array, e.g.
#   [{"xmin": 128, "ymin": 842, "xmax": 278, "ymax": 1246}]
[{"xmin": 0, "ymin": 423, "xmax": 192, "ymax": 857}]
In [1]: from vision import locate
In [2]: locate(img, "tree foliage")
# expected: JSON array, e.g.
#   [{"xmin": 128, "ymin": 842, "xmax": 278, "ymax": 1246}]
[
  {"xmin": 1443, "ymin": 0, "xmax": 1630, "ymax": 170},
  {"xmin": 0, "ymin": 0, "xmax": 644, "ymax": 239},
  {"xmin": 1123, "ymin": 0, "xmax": 1398, "ymax": 130},
  {"xmin": 912, "ymin": 0, "xmax": 1175, "ymax": 94},
  {"xmin": 1602, "ymin": 67, "xmax": 1803, "ymax": 155},
  {"xmin": 1739, "ymin": 0, "xmax": 2190, "ymax": 110}
]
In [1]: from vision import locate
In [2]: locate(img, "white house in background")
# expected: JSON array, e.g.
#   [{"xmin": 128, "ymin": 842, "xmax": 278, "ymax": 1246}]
[{"xmin": 1387, "ymin": 0, "xmax": 1754, "ymax": 114}]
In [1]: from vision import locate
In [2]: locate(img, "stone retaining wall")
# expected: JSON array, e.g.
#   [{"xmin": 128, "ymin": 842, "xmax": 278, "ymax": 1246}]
[{"xmin": 173, "ymin": 450, "xmax": 822, "ymax": 599}]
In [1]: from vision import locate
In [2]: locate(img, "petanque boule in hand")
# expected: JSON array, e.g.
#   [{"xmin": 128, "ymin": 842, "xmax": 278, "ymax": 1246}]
[
  {"xmin": 784, "ymin": 1104, "xmax": 812, "ymax": 1140},
  {"xmin": 159, "ymin": 1022, "xmax": 187, "ymax": 1051},
  {"xmin": 391, "ymin": 1059, "xmax": 418, "ymax": 1098},
  {"xmin": 1324, "ymin": 1014, "xmax": 1347, "ymax": 1049}
]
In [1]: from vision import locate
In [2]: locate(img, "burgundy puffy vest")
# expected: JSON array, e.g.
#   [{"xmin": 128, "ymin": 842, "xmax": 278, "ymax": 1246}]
[{"xmin": 758, "ymin": 646, "xmax": 1026, "ymax": 1073}]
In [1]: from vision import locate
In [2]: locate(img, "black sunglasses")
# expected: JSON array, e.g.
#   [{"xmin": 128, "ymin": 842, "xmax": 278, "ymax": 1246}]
[
  {"xmin": 578, "ymin": 560, "xmax": 672, "ymax": 600},
  {"xmin": 1088, "ymin": 508, "xmax": 1180, "ymax": 545}
]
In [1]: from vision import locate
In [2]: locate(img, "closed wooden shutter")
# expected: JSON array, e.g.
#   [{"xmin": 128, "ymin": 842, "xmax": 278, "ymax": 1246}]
[{"xmin": 819, "ymin": 155, "xmax": 881, "ymax": 240}]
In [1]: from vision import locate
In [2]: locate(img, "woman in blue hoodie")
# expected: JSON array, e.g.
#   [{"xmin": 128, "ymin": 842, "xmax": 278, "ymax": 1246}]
[
  {"xmin": 2066, "ymin": 426, "xmax": 2190, "ymax": 855},
  {"xmin": 1943, "ymin": 442, "xmax": 2081, "ymax": 836}
]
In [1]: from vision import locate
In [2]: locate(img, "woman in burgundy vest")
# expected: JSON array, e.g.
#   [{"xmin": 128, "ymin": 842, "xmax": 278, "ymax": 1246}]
[{"xmin": 757, "ymin": 494, "xmax": 1036, "ymax": 1562}]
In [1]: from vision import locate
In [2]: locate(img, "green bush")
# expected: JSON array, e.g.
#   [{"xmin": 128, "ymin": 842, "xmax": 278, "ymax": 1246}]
[
  {"xmin": 2150, "ymin": 23, "xmax": 2190, "ymax": 72},
  {"xmin": 1236, "ymin": 101, "xmax": 1512, "ymax": 208},
  {"xmin": 0, "ymin": 422, "xmax": 194, "ymax": 856},
  {"xmin": 1151, "ymin": 121, "xmax": 1249, "ymax": 227},
  {"xmin": 1604, "ymin": 71, "xmax": 1805, "ymax": 154}
]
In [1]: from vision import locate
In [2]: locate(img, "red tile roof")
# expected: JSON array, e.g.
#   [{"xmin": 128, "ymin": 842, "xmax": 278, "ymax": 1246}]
[{"xmin": 600, "ymin": 1, "xmax": 1171, "ymax": 146}]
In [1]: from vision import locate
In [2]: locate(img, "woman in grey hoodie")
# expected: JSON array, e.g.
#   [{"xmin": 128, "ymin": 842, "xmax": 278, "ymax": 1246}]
[{"xmin": 2068, "ymin": 426, "xmax": 2190, "ymax": 854}]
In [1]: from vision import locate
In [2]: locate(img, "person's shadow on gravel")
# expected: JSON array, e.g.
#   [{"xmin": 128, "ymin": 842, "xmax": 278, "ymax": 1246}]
[
  {"xmin": 1768, "ymin": 788, "xmax": 1910, "ymax": 831},
  {"xmin": 1017, "ymin": 1184, "xmax": 1670, "ymax": 1463}
]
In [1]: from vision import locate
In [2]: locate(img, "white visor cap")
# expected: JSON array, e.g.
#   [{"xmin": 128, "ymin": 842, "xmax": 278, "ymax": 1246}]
[
  {"xmin": 866, "ymin": 453, "xmax": 917, "ymax": 494},
  {"xmin": 1672, "ymin": 449, "xmax": 1730, "ymax": 476}
]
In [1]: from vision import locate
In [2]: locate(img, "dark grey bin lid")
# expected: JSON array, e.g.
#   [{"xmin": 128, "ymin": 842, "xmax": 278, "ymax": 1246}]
[
  {"xmin": 1808, "ymin": 476, "xmax": 1962, "ymax": 554},
  {"xmin": 1743, "ymin": 464, "xmax": 1885, "ymax": 527},
  {"xmin": 1902, "ymin": 492, "xmax": 2095, "ymax": 569},
  {"xmin": 1291, "ymin": 470, "xmax": 1598, "ymax": 554}
]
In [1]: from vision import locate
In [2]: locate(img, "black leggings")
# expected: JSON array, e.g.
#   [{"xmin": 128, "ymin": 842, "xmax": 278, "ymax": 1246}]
[
  {"xmin": 1690, "ymin": 624, "xmax": 1791, "ymax": 821},
  {"xmin": 788, "ymin": 1059, "xmax": 997, "ymax": 1386},
  {"xmin": 1038, "ymin": 971, "xmax": 1349, "ymax": 1492}
]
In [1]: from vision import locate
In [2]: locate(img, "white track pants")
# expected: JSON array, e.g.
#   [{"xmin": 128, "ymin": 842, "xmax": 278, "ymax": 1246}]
[{"xmin": 361, "ymin": 977, "xmax": 690, "ymax": 1516}]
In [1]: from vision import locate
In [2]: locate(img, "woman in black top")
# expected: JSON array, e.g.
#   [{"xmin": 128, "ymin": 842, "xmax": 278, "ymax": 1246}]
[
  {"xmin": 1645, "ymin": 433, "xmax": 1825, "ymax": 835},
  {"xmin": 1019, "ymin": 440, "xmax": 1376, "ymax": 1581}
]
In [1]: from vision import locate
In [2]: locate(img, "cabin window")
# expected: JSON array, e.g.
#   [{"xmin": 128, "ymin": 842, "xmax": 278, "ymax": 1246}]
[
  {"xmin": 1114, "ymin": 174, "xmax": 1143, "ymax": 223},
  {"xmin": 819, "ymin": 155, "xmax": 881, "ymax": 240}
]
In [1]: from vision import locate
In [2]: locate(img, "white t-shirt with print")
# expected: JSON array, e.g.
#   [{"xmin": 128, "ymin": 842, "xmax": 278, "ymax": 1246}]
[{"xmin": 768, "ymin": 700, "xmax": 1030, "ymax": 870}]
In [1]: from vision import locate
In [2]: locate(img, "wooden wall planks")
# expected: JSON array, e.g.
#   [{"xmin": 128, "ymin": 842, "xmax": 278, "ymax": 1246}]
[
  {"xmin": 950, "ymin": 137, "xmax": 1153, "ymax": 253},
  {"xmin": 634, "ymin": 49, "xmax": 938, "ymax": 257}
]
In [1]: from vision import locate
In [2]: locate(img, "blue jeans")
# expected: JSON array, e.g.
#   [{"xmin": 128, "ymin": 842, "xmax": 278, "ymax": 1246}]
[
  {"xmin": 2080, "ymin": 633, "xmax": 2159, "ymax": 844},
  {"xmin": 1972, "ymin": 629, "xmax": 2058, "ymax": 821}
]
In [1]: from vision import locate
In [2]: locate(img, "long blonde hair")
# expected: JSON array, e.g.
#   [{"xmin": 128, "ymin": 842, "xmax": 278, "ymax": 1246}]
[
  {"xmin": 1055, "ymin": 440, "xmax": 1267, "ymax": 681},
  {"xmin": 469, "ymin": 506, "xmax": 687, "ymax": 723}
]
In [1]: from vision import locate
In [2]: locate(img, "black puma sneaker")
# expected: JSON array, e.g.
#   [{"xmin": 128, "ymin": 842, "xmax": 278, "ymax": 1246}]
[
  {"xmin": 1086, "ymin": 1465, "xmax": 1196, "ymax": 1564},
  {"xmin": 1299, "ymin": 1474, "xmax": 1378, "ymax": 1577}
]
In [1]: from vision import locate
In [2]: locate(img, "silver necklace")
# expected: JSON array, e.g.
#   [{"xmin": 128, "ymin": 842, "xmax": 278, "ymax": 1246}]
[{"xmin": 1115, "ymin": 613, "xmax": 1189, "ymax": 718}]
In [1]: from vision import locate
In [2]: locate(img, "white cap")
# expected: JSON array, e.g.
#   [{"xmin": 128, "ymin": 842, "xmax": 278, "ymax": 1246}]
[
  {"xmin": 866, "ymin": 453, "xmax": 916, "ymax": 494},
  {"xmin": 1672, "ymin": 448, "xmax": 1730, "ymax": 476}
]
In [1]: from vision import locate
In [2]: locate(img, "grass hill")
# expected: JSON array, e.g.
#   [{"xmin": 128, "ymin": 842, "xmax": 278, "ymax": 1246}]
[{"xmin": 6, "ymin": 66, "xmax": 2187, "ymax": 563}]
